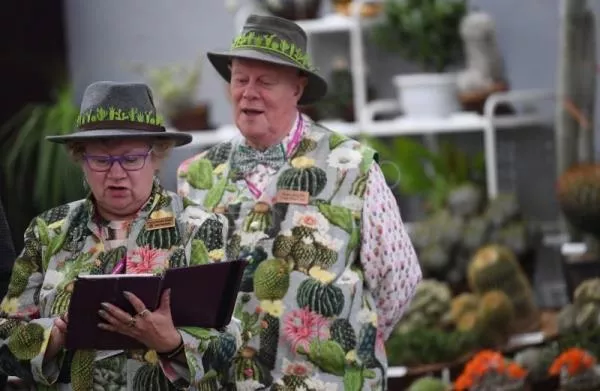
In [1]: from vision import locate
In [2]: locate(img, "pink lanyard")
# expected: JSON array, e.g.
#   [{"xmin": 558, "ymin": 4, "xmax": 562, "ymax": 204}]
[{"xmin": 246, "ymin": 114, "xmax": 305, "ymax": 198}]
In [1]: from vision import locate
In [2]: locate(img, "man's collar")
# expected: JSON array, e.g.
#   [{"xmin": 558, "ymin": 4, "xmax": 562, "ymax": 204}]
[{"xmin": 240, "ymin": 111, "xmax": 302, "ymax": 153}]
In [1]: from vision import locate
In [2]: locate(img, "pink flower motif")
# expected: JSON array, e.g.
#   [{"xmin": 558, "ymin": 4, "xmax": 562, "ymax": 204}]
[
  {"xmin": 177, "ymin": 156, "xmax": 195, "ymax": 175},
  {"xmin": 282, "ymin": 307, "xmax": 329, "ymax": 353},
  {"xmin": 127, "ymin": 246, "xmax": 168, "ymax": 274}
]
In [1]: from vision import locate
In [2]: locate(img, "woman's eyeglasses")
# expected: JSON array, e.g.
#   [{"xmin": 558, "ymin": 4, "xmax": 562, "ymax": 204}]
[{"xmin": 82, "ymin": 149, "xmax": 153, "ymax": 172}]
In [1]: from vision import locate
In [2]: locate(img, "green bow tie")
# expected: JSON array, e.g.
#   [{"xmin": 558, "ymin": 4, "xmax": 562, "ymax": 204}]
[{"xmin": 231, "ymin": 143, "xmax": 286, "ymax": 176}]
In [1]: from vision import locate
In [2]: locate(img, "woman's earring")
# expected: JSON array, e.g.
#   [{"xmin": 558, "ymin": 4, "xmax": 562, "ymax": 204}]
[{"xmin": 82, "ymin": 179, "xmax": 89, "ymax": 192}]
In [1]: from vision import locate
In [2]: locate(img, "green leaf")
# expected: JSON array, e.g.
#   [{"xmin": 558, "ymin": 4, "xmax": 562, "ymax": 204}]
[
  {"xmin": 359, "ymin": 145, "xmax": 376, "ymax": 175},
  {"xmin": 1, "ymin": 84, "xmax": 85, "ymax": 214},
  {"xmin": 183, "ymin": 197, "xmax": 198, "ymax": 208},
  {"xmin": 363, "ymin": 369, "xmax": 376, "ymax": 379},
  {"xmin": 344, "ymin": 365, "xmax": 365, "ymax": 391},
  {"xmin": 329, "ymin": 132, "xmax": 349, "ymax": 150},
  {"xmin": 307, "ymin": 340, "xmax": 346, "ymax": 376},
  {"xmin": 190, "ymin": 239, "xmax": 209, "ymax": 265},
  {"xmin": 318, "ymin": 203, "xmax": 353, "ymax": 233},
  {"xmin": 225, "ymin": 184, "xmax": 238, "ymax": 192},
  {"xmin": 366, "ymin": 136, "xmax": 435, "ymax": 195},
  {"xmin": 36, "ymin": 218, "xmax": 50, "ymax": 246},
  {"xmin": 203, "ymin": 176, "xmax": 227, "ymax": 210},
  {"xmin": 345, "ymin": 227, "xmax": 360, "ymax": 262},
  {"xmin": 180, "ymin": 327, "xmax": 213, "ymax": 341},
  {"xmin": 47, "ymin": 229, "xmax": 67, "ymax": 258},
  {"xmin": 187, "ymin": 159, "xmax": 213, "ymax": 190}
]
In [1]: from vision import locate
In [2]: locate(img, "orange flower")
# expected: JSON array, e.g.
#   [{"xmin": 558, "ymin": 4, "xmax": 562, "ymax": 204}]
[
  {"xmin": 506, "ymin": 362, "xmax": 527, "ymax": 379},
  {"xmin": 549, "ymin": 348, "xmax": 597, "ymax": 377},
  {"xmin": 454, "ymin": 350, "xmax": 528, "ymax": 390}
]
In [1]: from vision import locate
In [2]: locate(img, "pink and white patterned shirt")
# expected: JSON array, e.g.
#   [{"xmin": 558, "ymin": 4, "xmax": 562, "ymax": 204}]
[{"xmin": 238, "ymin": 115, "xmax": 422, "ymax": 340}]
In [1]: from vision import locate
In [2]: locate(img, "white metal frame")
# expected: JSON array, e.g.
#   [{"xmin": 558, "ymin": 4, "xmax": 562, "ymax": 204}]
[
  {"xmin": 481, "ymin": 89, "xmax": 555, "ymax": 197},
  {"xmin": 183, "ymin": 2, "xmax": 555, "ymax": 201}
]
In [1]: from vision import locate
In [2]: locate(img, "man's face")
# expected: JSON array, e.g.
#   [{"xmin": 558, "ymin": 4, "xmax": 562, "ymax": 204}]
[{"xmin": 229, "ymin": 58, "xmax": 306, "ymax": 148}]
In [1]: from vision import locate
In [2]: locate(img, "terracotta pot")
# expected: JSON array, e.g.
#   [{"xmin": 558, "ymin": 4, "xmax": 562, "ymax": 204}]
[
  {"xmin": 169, "ymin": 104, "xmax": 211, "ymax": 131},
  {"xmin": 260, "ymin": 0, "xmax": 322, "ymax": 20},
  {"xmin": 458, "ymin": 82, "xmax": 514, "ymax": 115},
  {"xmin": 331, "ymin": 0, "xmax": 382, "ymax": 17}
]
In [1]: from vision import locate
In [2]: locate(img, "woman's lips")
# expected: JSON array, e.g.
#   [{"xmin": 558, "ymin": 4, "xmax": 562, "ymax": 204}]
[{"xmin": 107, "ymin": 186, "xmax": 128, "ymax": 197}]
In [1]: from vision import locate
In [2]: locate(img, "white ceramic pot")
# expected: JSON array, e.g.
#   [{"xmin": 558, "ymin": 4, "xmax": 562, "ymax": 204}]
[{"xmin": 393, "ymin": 73, "xmax": 461, "ymax": 118}]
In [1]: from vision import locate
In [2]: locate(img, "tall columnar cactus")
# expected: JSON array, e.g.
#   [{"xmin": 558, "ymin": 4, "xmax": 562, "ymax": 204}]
[{"xmin": 556, "ymin": 0, "xmax": 597, "ymax": 238}]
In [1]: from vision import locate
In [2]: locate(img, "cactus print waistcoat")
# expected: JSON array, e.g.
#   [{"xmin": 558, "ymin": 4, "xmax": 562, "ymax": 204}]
[{"xmin": 179, "ymin": 121, "xmax": 388, "ymax": 390}]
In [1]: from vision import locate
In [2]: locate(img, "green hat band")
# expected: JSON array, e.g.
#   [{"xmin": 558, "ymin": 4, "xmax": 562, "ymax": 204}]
[{"xmin": 231, "ymin": 31, "xmax": 316, "ymax": 72}]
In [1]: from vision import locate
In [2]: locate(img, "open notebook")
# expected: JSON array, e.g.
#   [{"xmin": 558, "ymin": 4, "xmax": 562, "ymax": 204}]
[{"xmin": 65, "ymin": 260, "xmax": 248, "ymax": 350}]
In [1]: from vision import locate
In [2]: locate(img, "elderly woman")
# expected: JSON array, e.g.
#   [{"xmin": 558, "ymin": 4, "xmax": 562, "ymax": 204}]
[
  {"xmin": 0, "ymin": 81, "xmax": 239, "ymax": 390},
  {"xmin": 177, "ymin": 14, "xmax": 422, "ymax": 390}
]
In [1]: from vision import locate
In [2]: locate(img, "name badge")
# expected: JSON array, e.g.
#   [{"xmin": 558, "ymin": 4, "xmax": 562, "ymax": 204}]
[
  {"xmin": 145, "ymin": 216, "xmax": 176, "ymax": 230},
  {"xmin": 276, "ymin": 189, "xmax": 309, "ymax": 205}
]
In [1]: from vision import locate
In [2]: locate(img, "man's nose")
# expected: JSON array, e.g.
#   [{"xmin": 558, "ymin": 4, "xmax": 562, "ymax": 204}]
[{"xmin": 242, "ymin": 82, "xmax": 259, "ymax": 99}]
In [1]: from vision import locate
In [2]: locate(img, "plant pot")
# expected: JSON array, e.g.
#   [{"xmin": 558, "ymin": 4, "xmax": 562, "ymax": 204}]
[
  {"xmin": 260, "ymin": 0, "xmax": 322, "ymax": 20},
  {"xmin": 393, "ymin": 73, "xmax": 461, "ymax": 118},
  {"xmin": 331, "ymin": 0, "xmax": 382, "ymax": 17},
  {"xmin": 561, "ymin": 252, "xmax": 600, "ymax": 301},
  {"xmin": 458, "ymin": 82, "xmax": 515, "ymax": 115},
  {"xmin": 169, "ymin": 104, "xmax": 211, "ymax": 131}
]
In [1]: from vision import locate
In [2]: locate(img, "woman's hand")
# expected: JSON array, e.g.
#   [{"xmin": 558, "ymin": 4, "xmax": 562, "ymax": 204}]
[
  {"xmin": 44, "ymin": 313, "xmax": 68, "ymax": 363},
  {"xmin": 97, "ymin": 289, "xmax": 182, "ymax": 353}
]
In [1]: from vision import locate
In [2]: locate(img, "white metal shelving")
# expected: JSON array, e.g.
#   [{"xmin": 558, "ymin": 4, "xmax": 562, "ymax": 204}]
[{"xmin": 178, "ymin": 1, "xmax": 555, "ymax": 200}]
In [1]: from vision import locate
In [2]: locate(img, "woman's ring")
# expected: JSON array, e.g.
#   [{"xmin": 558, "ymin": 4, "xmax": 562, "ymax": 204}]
[
  {"xmin": 127, "ymin": 317, "xmax": 137, "ymax": 328},
  {"xmin": 137, "ymin": 309, "xmax": 150, "ymax": 318}
]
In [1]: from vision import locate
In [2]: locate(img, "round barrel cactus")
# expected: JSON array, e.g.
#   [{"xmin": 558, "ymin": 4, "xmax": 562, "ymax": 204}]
[
  {"xmin": 557, "ymin": 164, "xmax": 600, "ymax": 238},
  {"xmin": 297, "ymin": 278, "xmax": 345, "ymax": 317},
  {"xmin": 277, "ymin": 166, "xmax": 327, "ymax": 197}
]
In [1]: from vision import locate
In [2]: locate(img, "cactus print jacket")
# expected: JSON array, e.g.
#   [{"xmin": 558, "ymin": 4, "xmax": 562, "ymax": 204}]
[
  {"xmin": 0, "ymin": 182, "xmax": 241, "ymax": 390},
  {"xmin": 177, "ymin": 115, "xmax": 421, "ymax": 390}
]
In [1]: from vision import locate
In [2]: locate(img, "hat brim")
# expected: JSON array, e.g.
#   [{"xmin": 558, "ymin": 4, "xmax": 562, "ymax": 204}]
[
  {"xmin": 207, "ymin": 49, "xmax": 327, "ymax": 105},
  {"xmin": 46, "ymin": 129, "xmax": 193, "ymax": 146}
]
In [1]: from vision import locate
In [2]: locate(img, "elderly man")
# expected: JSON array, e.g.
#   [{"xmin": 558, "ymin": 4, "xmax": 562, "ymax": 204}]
[{"xmin": 178, "ymin": 14, "xmax": 421, "ymax": 390}]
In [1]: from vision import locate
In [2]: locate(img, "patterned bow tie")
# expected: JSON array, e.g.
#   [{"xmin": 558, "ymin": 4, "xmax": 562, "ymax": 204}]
[{"xmin": 231, "ymin": 143, "xmax": 286, "ymax": 176}]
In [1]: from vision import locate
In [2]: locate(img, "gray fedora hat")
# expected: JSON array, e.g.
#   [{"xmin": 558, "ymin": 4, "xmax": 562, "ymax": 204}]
[
  {"xmin": 207, "ymin": 14, "xmax": 328, "ymax": 105},
  {"xmin": 46, "ymin": 81, "xmax": 192, "ymax": 146}
]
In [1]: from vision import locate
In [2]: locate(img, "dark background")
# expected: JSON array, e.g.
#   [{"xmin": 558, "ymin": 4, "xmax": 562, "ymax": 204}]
[{"xmin": 0, "ymin": 0, "xmax": 67, "ymax": 253}]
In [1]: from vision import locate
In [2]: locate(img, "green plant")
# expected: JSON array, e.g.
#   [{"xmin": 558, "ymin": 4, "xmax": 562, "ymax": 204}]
[
  {"xmin": 132, "ymin": 58, "xmax": 202, "ymax": 119},
  {"xmin": 409, "ymin": 376, "xmax": 448, "ymax": 391},
  {"xmin": 371, "ymin": 0, "xmax": 467, "ymax": 72},
  {"xmin": 386, "ymin": 327, "xmax": 478, "ymax": 367},
  {"xmin": 0, "ymin": 84, "xmax": 85, "ymax": 214},
  {"xmin": 364, "ymin": 136, "xmax": 485, "ymax": 212}
]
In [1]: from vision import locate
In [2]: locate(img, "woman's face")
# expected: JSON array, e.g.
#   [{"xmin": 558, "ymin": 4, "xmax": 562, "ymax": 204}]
[{"xmin": 82, "ymin": 139, "xmax": 159, "ymax": 220}]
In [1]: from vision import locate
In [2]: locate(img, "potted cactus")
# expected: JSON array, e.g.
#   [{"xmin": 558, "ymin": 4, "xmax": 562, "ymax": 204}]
[
  {"xmin": 454, "ymin": 350, "xmax": 529, "ymax": 391},
  {"xmin": 371, "ymin": 0, "xmax": 467, "ymax": 117},
  {"xmin": 365, "ymin": 136, "xmax": 540, "ymax": 292},
  {"xmin": 549, "ymin": 348, "xmax": 600, "ymax": 391},
  {"xmin": 556, "ymin": 164, "xmax": 600, "ymax": 297},
  {"xmin": 132, "ymin": 58, "xmax": 211, "ymax": 131}
]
